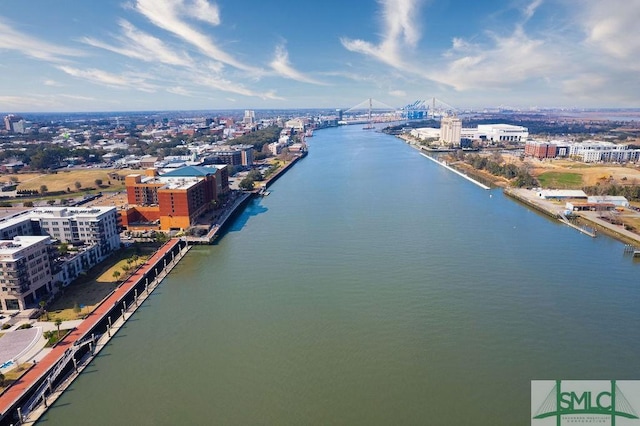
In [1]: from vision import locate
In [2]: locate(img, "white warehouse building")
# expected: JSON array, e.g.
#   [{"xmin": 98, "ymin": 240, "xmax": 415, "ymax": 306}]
[{"xmin": 476, "ymin": 124, "xmax": 529, "ymax": 142}]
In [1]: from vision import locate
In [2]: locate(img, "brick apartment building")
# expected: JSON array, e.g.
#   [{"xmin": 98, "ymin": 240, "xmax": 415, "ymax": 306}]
[
  {"xmin": 524, "ymin": 141, "xmax": 558, "ymax": 159},
  {"xmin": 121, "ymin": 165, "xmax": 229, "ymax": 231}
]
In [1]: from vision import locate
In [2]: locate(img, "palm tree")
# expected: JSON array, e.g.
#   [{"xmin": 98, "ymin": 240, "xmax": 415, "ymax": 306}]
[
  {"xmin": 39, "ymin": 300, "xmax": 48, "ymax": 321},
  {"xmin": 54, "ymin": 318, "xmax": 62, "ymax": 339},
  {"xmin": 112, "ymin": 270, "xmax": 121, "ymax": 282}
]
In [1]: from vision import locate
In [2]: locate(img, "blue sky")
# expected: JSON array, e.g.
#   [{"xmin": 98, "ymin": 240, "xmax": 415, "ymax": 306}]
[{"xmin": 0, "ymin": 0, "xmax": 638, "ymax": 112}]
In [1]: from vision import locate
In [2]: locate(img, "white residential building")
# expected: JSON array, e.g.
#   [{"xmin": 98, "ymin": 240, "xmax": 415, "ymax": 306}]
[
  {"xmin": 32, "ymin": 207, "xmax": 121, "ymax": 256},
  {"xmin": 568, "ymin": 141, "xmax": 640, "ymax": 163},
  {"xmin": 0, "ymin": 207, "xmax": 122, "ymax": 295},
  {"xmin": 284, "ymin": 118, "xmax": 306, "ymax": 131},
  {"xmin": 243, "ymin": 110, "xmax": 255, "ymax": 125},
  {"xmin": 0, "ymin": 236, "xmax": 54, "ymax": 311},
  {"xmin": 440, "ymin": 116, "xmax": 462, "ymax": 147}
]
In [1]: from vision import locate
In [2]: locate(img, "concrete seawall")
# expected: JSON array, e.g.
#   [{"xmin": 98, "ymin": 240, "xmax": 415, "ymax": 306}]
[
  {"xmin": 419, "ymin": 152, "xmax": 491, "ymax": 190},
  {"xmin": 186, "ymin": 153, "xmax": 306, "ymax": 245},
  {"xmin": 263, "ymin": 153, "xmax": 305, "ymax": 189}
]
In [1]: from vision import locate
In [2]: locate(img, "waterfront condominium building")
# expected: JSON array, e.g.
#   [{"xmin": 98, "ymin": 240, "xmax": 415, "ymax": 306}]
[
  {"xmin": 0, "ymin": 206, "xmax": 121, "ymax": 253},
  {"xmin": 0, "ymin": 236, "xmax": 55, "ymax": 311},
  {"xmin": 31, "ymin": 206, "xmax": 121, "ymax": 258},
  {"xmin": 0, "ymin": 207, "xmax": 122, "ymax": 292}
]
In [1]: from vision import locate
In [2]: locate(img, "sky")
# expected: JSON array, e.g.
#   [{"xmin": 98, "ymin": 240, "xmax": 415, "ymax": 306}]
[{"xmin": 0, "ymin": 0, "xmax": 639, "ymax": 112}]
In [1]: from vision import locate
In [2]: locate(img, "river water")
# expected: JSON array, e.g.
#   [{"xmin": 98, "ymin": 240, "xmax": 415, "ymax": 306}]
[{"xmin": 40, "ymin": 125, "xmax": 640, "ymax": 425}]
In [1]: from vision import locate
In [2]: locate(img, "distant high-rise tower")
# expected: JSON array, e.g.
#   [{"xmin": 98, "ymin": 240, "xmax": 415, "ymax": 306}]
[
  {"xmin": 336, "ymin": 109, "xmax": 343, "ymax": 121},
  {"xmin": 440, "ymin": 115, "xmax": 462, "ymax": 147},
  {"xmin": 3, "ymin": 114, "xmax": 25, "ymax": 134},
  {"xmin": 243, "ymin": 110, "xmax": 255, "ymax": 125}
]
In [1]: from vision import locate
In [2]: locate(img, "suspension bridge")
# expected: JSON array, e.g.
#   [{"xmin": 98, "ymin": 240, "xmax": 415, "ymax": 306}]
[{"xmin": 340, "ymin": 97, "xmax": 458, "ymax": 127}]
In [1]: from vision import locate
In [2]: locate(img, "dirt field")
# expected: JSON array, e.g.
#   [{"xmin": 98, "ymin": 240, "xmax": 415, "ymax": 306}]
[{"xmin": 0, "ymin": 168, "xmax": 137, "ymax": 193}]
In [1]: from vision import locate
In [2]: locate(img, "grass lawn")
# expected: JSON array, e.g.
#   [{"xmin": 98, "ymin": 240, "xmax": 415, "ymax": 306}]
[
  {"xmin": 536, "ymin": 171, "xmax": 583, "ymax": 188},
  {"xmin": 0, "ymin": 363, "xmax": 33, "ymax": 395},
  {"xmin": 44, "ymin": 244, "xmax": 157, "ymax": 322},
  {"xmin": 3, "ymin": 168, "xmax": 137, "ymax": 194}
]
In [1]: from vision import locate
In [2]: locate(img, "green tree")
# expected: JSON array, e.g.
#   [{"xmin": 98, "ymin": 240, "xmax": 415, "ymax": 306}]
[
  {"xmin": 39, "ymin": 300, "xmax": 48, "ymax": 321},
  {"xmin": 23, "ymin": 201, "xmax": 34, "ymax": 207},
  {"xmin": 112, "ymin": 270, "xmax": 121, "ymax": 281},
  {"xmin": 47, "ymin": 199, "xmax": 56, "ymax": 206},
  {"xmin": 246, "ymin": 169, "xmax": 264, "ymax": 181},
  {"xmin": 58, "ymin": 242, "xmax": 69, "ymax": 255},
  {"xmin": 95, "ymin": 178, "xmax": 103, "ymax": 186},
  {"xmin": 239, "ymin": 176, "xmax": 255, "ymax": 190},
  {"xmin": 0, "ymin": 372, "xmax": 5, "ymax": 387},
  {"xmin": 74, "ymin": 181, "xmax": 82, "ymax": 190},
  {"xmin": 54, "ymin": 318, "xmax": 62, "ymax": 339},
  {"xmin": 73, "ymin": 302, "xmax": 81, "ymax": 314},
  {"xmin": 39, "ymin": 184, "xmax": 48, "ymax": 194}
]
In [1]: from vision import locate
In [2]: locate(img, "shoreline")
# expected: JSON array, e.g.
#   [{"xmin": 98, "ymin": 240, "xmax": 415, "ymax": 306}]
[
  {"xmin": 399, "ymin": 134, "xmax": 640, "ymax": 247},
  {"xmin": 419, "ymin": 152, "xmax": 490, "ymax": 190},
  {"xmin": 0, "ymin": 239, "xmax": 190, "ymax": 425},
  {"xmin": 186, "ymin": 153, "xmax": 306, "ymax": 245},
  {"xmin": 0, "ymin": 150, "xmax": 309, "ymax": 423}
]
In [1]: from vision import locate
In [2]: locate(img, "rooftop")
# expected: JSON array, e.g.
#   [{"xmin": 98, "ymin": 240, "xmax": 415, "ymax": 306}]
[
  {"xmin": 160, "ymin": 165, "xmax": 226, "ymax": 178},
  {"xmin": 0, "ymin": 236, "xmax": 51, "ymax": 255}
]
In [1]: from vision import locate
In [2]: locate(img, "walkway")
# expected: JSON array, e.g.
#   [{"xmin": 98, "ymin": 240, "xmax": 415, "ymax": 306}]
[
  {"xmin": 0, "ymin": 328, "xmax": 41, "ymax": 372},
  {"xmin": 0, "ymin": 238, "xmax": 181, "ymax": 418}
]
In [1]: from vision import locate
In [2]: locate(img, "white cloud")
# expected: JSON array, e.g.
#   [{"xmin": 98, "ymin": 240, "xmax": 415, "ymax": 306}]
[
  {"xmin": 185, "ymin": 0, "xmax": 220, "ymax": 25},
  {"xmin": 187, "ymin": 70, "xmax": 283, "ymax": 100},
  {"xmin": 166, "ymin": 86, "xmax": 193, "ymax": 96},
  {"xmin": 0, "ymin": 94, "xmax": 107, "ymax": 111},
  {"xmin": 57, "ymin": 66, "xmax": 157, "ymax": 92},
  {"xmin": 134, "ymin": 0, "xmax": 261, "ymax": 73},
  {"xmin": 43, "ymin": 79, "xmax": 64, "ymax": 87},
  {"xmin": 270, "ymin": 45, "xmax": 327, "ymax": 85},
  {"xmin": 523, "ymin": 0, "xmax": 544, "ymax": 22},
  {"xmin": 433, "ymin": 27, "xmax": 558, "ymax": 91},
  {"xmin": 58, "ymin": 94, "xmax": 97, "ymax": 101},
  {"xmin": 0, "ymin": 19, "xmax": 82, "ymax": 63},
  {"xmin": 341, "ymin": 0, "xmax": 422, "ymax": 68},
  {"xmin": 578, "ymin": 0, "xmax": 640, "ymax": 62},
  {"xmin": 389, "ymin": 89, "xmax": 407, "ymax": 97},
  {"xmin": 81, "ymin": 20, "xmax": 193, "ymax": 66}
]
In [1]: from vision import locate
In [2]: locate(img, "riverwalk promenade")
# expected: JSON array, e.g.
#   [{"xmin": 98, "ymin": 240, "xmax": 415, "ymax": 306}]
[{"xmin": 0, "ymin": 238, "xmax": 189, "ymax": 425}]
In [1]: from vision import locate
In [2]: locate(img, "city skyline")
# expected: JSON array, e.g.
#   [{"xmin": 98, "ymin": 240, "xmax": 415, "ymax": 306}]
[{"xmin": 0, "ymin": 0, "xmax": 638, "ymax": 112}]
